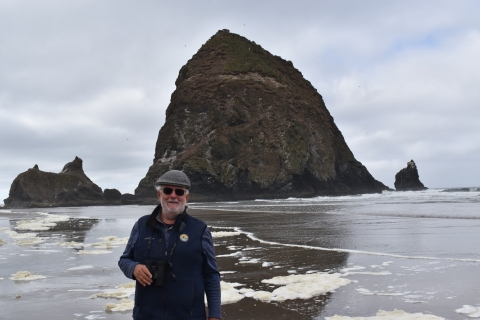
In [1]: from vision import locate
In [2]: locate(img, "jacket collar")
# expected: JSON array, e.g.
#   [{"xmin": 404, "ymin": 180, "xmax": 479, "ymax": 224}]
[{"xmin": 146, "ymin": 204, "xmax": 188, "ymax": 229}]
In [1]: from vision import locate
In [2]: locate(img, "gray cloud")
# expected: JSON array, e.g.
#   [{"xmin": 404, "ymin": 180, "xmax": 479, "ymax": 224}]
[{"xmin": 1, "ymin": 0, "xmax": 480, "ymax": 203}]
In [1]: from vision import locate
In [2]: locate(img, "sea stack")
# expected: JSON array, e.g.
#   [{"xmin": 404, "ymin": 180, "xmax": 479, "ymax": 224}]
[
  {"xmin": 394, "ymin": 160, "xmax": 427, "ymax": 191},
  {"xmin": 135, "ymin": 29, "xmax": 388, "ymax": 202},
  {"xmin": 3, "ymin": 157, "xmax": 122, "ymax": 208}
]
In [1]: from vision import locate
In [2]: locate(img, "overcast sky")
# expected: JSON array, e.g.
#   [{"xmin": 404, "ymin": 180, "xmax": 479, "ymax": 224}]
[{"xmin": 1, "ymin": 0, "xmax": 479, "ymax": 204}]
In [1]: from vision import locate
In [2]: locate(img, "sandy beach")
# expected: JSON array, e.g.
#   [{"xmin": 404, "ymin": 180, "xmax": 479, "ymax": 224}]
[{"xmin": 1, "ymin": 190, "xmax": 479, "ymax": 319}]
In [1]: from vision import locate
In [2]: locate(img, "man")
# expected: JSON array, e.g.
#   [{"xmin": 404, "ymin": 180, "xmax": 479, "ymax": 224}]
[{"xmin": 119, "ymin": 170, "xmax": 221, "ymax": 320}]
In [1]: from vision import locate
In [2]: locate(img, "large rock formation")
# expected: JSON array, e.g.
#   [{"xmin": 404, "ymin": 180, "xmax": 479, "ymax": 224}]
[
  {"xmin": 135, "ymin": 29, "xmax": 389, "ymax": 202},
  {"xmin": 3, "ymin": 157, "xmax": 125, "ymax": 208},
  {"xmin": 394, "ymin": 160, "xmax": 427, "ymax": 191}
]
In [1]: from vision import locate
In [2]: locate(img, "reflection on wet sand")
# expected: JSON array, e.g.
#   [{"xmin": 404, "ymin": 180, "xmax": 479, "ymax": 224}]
[
  {"xmin": 8, "ymin": 216, "xmax": 99, "ymax": 245},
  {"xmin": 2, "ymin": 199, "xmax": 477, "ymax": 320},
  {"xmin": 212, "ymin": 227, "xmax": 349, "ymax": 319}
]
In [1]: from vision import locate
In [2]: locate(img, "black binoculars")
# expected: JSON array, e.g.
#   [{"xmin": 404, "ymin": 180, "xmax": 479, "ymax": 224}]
[{"xmin": 145, "ymin": 260, "xmax": 165, "ymax": 286}]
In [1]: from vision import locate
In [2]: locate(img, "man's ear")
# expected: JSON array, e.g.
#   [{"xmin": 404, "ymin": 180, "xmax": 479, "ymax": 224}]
[
  {"xmin": 157, "ymin": 190, "xmax": 162, "ymax": 198},
  {"xmin": 185, "ymin": 193, "xmax": 190, "ymax": 202}
]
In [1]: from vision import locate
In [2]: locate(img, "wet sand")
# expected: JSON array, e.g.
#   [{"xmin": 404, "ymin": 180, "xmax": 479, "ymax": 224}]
[{"xmin": 0, "ymin": 205, "xmax": 479, "ymax": 319}]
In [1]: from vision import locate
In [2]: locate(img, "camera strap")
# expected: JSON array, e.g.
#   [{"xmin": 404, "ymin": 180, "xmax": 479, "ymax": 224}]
[
  {"xmin": 163, "ymin": 213, "xmax": 189, "ymax": 282},
  {"xmin": 145, "ymin": 213, "xmax": 189, "ymax": 264},
  {"xmin": 145, "ymin": 228, "xmax": 161, "ymax": 264}
]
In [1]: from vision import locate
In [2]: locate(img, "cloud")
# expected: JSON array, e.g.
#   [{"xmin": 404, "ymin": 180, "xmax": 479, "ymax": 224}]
[
  {"xmin": 320, "ymin": 28, "xmax": 480, "ymax": 187},
  {"xmin": 1, "ymin": 0, "xmax": 480, "ymax": 203}
]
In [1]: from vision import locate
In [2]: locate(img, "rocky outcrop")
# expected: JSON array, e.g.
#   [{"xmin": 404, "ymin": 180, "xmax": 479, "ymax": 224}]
[
  {"xmin": 394, "ymin": 160, "xmax": 427, "ymax": 191},
  {"xmin": 104, "ymin": 188, "xmax": 122, "ymax": 201},
  {"xmin": 3, "ymin": 157, "xmax": 125, "ymax": 208},
  {"xmin": 135, "ymin": 29, "xmax": 389, "ymax": 202}
]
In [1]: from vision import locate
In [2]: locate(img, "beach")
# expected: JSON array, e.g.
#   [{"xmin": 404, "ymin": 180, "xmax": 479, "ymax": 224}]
[{"xmin": 0, "ymin": 189, "xmax": 479, "ymax": 319}]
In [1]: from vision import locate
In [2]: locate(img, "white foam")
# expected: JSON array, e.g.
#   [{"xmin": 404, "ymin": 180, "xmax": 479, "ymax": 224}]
[
  {"xmin": 356, "ymin": 288, "xmax": 404, "ymax": 296},
  {"xmin": 341, "ymin": 266, "xmax": 366, "ymax": 272},
  {"xmin": 343, "ymin": 271, "xmax": 392, "ymax": 276},
  {"xmin": 211, "ymin": 231, "xmax": 241, "ymax": 238},
  {"xmin": 0, "ymin": 227, "xmax": 8, "ymax": 231},
  {"xmin": 10, "ymin": 271, "xmax": 46, "ymax": 281},
  {"xmin": 57, "ymin": 241, "xmax": 84, "ymax": 248},
  {"xmin": 84, "ymin": 315, "xmax": 106, "ymax": 320},
  {"xmin": 77, "ymin": 250, "xmax": 113, "ymax": 255},
  {"xmin": 217, "ymin": 251, "xmax": 242, "ymax": 258},
  {"xmin": 5, "ymin": 230, "xmax": 37, "ymax": 239},
  {"xmin": 325, "ymin": 309, "xmax": 445, "ymax": 320},
  {"xmin": 15, "ymin": 213, "xmax": 70, "ymax": 231},
  {"xmin": 0, "ymin": 238, "xmax": 5, "ymax": 246},
  {"xmin": 106, "ymin": 299, "xmax": 134, "ymax": 312},
  {"xmin": 16, "ymin": 237, "xmax": 45, "ymax": 246},
  {"xmin": 243, "ymin": 273, "xmax": 351, "ymax": 302},
  {"xmin": 90, "ymin": 282, "xmax": 135, "ymax": 299},
  {"xmin": 68, "ymin": 265, "xmax": 94, "ymax": 271},
  {"xmin": 87, "ymin": 236, "xmax": 128, "ymax": 249},
  {"xmin": 69, "ymin": 289, "xmax": 102, "ymax": 292},
  {"xmin": 220, "ymin": 281, "xmax": 246, "ymax": 304},
  {"xmin": 220, "ymin": 271, "xmax": 237, "ymax": 274},
  {"xmin": 403, "ymin": 299, "xmax": 427, "ymax": 304},
  {"xmin": 262, "ymin": 262, "xmax": 273, "ymax": 267},
  {"xmin": 238, "ymin": 258, "xmax": 261, "ymax": 264},
  {"xmin": 455, "ymin": 305, "xmax": 480, "ymax": 318}
]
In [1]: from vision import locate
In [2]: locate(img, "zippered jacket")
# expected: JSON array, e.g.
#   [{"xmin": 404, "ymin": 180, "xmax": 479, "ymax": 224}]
[{"xmin": 118, "ymin": 205, "xmax": 221, "ymax": 319}]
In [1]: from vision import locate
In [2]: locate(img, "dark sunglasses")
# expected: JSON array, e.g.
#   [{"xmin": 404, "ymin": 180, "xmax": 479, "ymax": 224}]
[{"xmin": 161, "ymin": 187, "xmax": 186, "ymax": 196}]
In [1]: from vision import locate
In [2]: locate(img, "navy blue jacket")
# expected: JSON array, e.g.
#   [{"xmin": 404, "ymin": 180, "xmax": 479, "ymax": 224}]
[{"xmin": 118, "ymin": 205, "xmax": 221, "ymax": 319}]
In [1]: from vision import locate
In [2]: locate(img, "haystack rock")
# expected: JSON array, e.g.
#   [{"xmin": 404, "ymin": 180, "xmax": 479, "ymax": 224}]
[
  {"xmin": 135, "ymin": 29, "xmax": 389, "ymax": 202},
  {"xmin": 394, "ymin": 160, "xmax": 427, "ymax": 191},
  {"xmin": 3, "ymin": 157, "xmax": 123, "ymax": 208}
]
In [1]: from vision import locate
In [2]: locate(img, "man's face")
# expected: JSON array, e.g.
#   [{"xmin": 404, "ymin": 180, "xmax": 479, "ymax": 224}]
[{"xmin": 157, "ymin": 184, "xmax": 190, "ymax": 221}]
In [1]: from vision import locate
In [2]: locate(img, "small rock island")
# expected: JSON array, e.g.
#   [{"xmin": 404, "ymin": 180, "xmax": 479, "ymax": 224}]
[
  {"xmin": 3, "ymin": 157, "xmax": 130, "ymax": 208},
  {"xmin": 394, "ymin": 160, "xmax": 427, "ymax": 191}
]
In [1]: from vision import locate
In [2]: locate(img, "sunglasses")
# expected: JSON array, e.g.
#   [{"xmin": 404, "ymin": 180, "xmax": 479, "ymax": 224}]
[{"xmin": 161, "ymin": 187, "xmax": 187, "ymax": 196}]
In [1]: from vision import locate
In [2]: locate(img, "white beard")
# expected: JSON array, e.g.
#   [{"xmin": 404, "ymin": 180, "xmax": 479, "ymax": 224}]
[{"xmin": 160, "ymin": 197, "xmax": 185, "ymax": 221}]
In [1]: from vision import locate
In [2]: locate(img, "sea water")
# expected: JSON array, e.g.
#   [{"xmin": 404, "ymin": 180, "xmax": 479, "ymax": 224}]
[{"xmin": 0, "ymin": 188, "xmax": 479, "ymax": 319}]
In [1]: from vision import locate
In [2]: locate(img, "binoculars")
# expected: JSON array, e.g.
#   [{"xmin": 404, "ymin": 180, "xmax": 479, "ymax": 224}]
[{"xmin": 145, "ymin": 260, "xmax": 165, "ymax": 286}]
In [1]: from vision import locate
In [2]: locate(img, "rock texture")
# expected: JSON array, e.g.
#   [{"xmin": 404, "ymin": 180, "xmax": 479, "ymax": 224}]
[
  {"xmin": 135, "ymin": 30, "xmax": 389, "ymax": 202},
  {"xmin": 394, "ymin": 160, "xmax": 427, "ymax": 191},
  {"xmin": 3, "ymin": 157, "xmax": 126, "ymax": 208}
]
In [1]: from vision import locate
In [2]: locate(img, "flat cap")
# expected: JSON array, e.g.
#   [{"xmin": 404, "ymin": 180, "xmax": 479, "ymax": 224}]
[{"xmin": 155, "ymin": 170, "xmax": 191, "ymax": 189}]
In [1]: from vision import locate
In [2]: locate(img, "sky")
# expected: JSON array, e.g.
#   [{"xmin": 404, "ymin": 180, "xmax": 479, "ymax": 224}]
[{"xmin": 1, "ymin": 0, "xmax": 479, "ymax": 204}]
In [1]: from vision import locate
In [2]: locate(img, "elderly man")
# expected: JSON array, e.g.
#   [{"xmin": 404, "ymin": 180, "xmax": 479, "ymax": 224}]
[{"xmin": 119, "ymin": 170, "xmax": 221, "ymax": 320}]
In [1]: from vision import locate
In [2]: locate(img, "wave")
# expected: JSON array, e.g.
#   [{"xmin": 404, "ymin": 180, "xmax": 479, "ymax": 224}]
[{"xmin": 216, "ymin": 226, "xmax": 480, "ymax": 263}]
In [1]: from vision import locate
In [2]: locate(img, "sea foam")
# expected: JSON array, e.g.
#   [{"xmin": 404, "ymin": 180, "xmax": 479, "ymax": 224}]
[{"xmin": 325, "ymin": 309, "xmax": 444, "ymax": 320}]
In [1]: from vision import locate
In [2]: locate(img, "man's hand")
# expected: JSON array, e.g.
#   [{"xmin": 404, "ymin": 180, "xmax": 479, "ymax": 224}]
[{"xmin": 133, "ymin": 264, "xmax": 152, "ymax": 286}]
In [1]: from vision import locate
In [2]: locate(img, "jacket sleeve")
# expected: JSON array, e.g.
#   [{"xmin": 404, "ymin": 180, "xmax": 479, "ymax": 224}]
[
  {"xmin": 118, "ymin": 221, "xmax": 140, "ymax": 280},
  {"xmin": 202, "ymin": 227, "xmax": 222, "ymax": 319}
]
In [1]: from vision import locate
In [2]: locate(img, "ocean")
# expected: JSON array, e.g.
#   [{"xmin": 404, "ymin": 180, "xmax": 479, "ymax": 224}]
[{"xmin": 0, "ymin": 188, "xmax": 479, "ymax": 319}]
